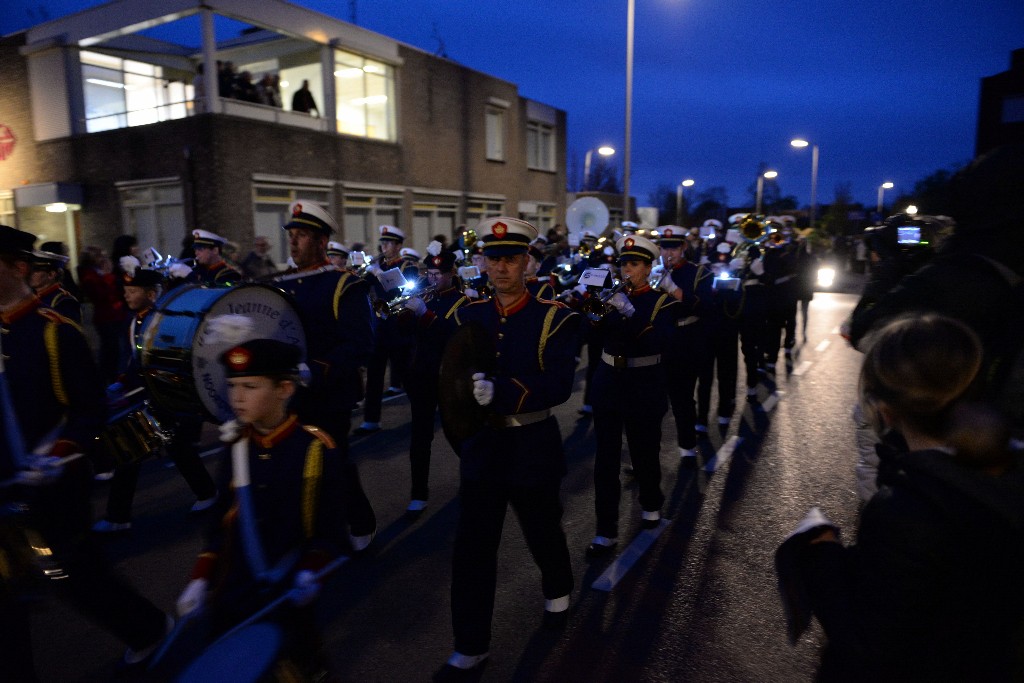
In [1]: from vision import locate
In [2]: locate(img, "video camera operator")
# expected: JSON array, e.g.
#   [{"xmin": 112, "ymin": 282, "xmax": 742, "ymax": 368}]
[{"xmin": 848, "ymin": 143, "xmax": 1024, "ymax": 459}]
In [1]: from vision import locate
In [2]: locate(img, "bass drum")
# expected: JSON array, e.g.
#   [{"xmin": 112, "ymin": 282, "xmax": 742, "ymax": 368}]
[{"xmin": 141, "ymin": 284, "xmax": 306, "ymax": 424}]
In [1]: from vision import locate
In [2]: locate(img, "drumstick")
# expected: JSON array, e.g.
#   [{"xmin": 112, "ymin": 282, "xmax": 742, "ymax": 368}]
[{"xmin": 207, "ymin": 555, "xmax": 349, "ymax": 646}]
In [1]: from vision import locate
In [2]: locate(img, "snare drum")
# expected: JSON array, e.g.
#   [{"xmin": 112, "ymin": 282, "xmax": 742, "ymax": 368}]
[
  {"xmin": 141, "ymin": 284, "xmax": 306, "ymax": 423},
  {"xmin": 97, "ymin": 404, "xmax": 169, "ymax": 466}
]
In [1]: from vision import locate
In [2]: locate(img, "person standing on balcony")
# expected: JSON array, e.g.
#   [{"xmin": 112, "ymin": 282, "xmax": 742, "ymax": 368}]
[{"xmin": 291, "ymin": 80, "xmax": 319, "ymax": 117}]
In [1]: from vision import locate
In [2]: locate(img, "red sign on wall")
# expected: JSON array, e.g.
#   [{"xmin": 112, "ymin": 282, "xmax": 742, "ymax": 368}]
[{"xmin": 0, "ymin": 125, "xmax": 16, "ymax": 161}]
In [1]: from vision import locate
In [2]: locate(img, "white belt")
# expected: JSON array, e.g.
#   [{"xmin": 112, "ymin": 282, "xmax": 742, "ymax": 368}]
[
  {"xmin": 489, "ymin": 409, "xmax": 551, "ymax": 428},
  {"xmin": 775, "ymin": 275, "xmax": 795, "ymax": 284},
  {"xmin": 601, "ymin": 352, "xmax": 661, "ymax": 370},
  {"xmin": 676, "ymin": 316, "xmax": 699, "ymax": 327}
]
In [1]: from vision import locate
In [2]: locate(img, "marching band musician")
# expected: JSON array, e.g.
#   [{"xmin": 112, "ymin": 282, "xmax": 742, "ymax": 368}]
[
  {"xmin": 696, "ymin": 241, "xmax": 744, "ymax": 435},
  {"xmin": 586, "ymin": 234, "xmax": 680, "ymax": 558},
  {"xmin": 176, "ymin": 338, "xmax": 349, "ymax": 680},
  {"xmin": 355, "ymin": 225, "xmax": 420, "ymax": 435},
  {"xmin": 576, "ymin": 244, "xmax": 619, "ymax": 416},
  {"xmin": 186, "ymin": 229, "xmax": 242, "ymax": 286},
  {"xmin": 761, "ymin": 220, "xmax": 801, "ymax": 371},
  {"xmin": 276, "ymin": 201, "xmax": 378, "ymax": 551},
  {"xmin": 733, "ymin": 215, "xmax": 772, "ymax": 404},
  {"xmin": 92, "ymin": 264, "xmax": 219, "ymax": 533},
  {"xmin": 326, "ymin": 240, "xmax": 350, "ymax": 270},
  {"xmin": 525, "ymin": 244, "xmax": 556, "ymax": 299},
  {"xmin": 398, "ymin": 243, "xmax": 469, "ymax": 515},
  {"xmin": 29, "ymin": 249, "xmax": 82, "ymax": 323},
  {"xmin": 654, "ymin": 226, "xmax": 714, "ymax": 462},
  {"xmin": 0, "ymin": 225, "xmax": 171, "ymax": 677},
  {"xmin": 436, "ymin": 217, "xmax": 581, "ymax": 680},
  {"xmin": 463, "ymin": 241, "xmax": 491, "ymax": 299}
]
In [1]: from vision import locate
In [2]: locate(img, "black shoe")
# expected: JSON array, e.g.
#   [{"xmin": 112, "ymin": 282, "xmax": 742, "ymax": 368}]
[
  {"xmin": 542, "ymin": 609, "xmax": 569, "ymax": 630},
  {"xmin": 433, "ymin": 660, "xmax": 488, "ymax": 682},
  {"xmin": 585, "ymin": 541, "xmax": 618, "ymax": 559},
  {"xmin": 351, "ymin": 424, "xmax": 382, "ymax": 437}
]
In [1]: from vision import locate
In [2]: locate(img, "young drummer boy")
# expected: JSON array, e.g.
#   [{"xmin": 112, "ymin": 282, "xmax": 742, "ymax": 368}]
[{"xmin": 176, "ymin": 339, "xmax": 349, "ymax": 676}]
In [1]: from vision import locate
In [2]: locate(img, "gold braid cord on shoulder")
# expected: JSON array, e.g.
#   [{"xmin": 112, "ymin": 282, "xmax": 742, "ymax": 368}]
[
  {"xmin": 44, "ymin": 320, "xmax": 69, "ymax": 406},
  {"xmin": 301, "ymin": 439, "xmax": 324, "ymax": 539},
  {"xmin": 537, "ymin": 305, "xmax": 560, "ymax": 372}
]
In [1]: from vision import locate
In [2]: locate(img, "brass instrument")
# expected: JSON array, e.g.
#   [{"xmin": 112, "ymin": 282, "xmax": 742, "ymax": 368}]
[{"xmin": 580, "ymin": 277, "xmax": 634, "ymax": 322}]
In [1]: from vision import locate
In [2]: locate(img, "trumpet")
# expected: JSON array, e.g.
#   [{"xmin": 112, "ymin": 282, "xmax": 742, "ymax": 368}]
[
  {"xmin": 580, "ymin": 277, "xmax": 634, "ymax": 322},
  {"xmin": 374, "ymin": 281, "xmax": 437, "ymax": 320}
]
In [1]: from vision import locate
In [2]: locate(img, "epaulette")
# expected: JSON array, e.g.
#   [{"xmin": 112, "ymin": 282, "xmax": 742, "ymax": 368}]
[{"xmin": 302, "ymin": 424, "xmax": 337, "ymax": 449}]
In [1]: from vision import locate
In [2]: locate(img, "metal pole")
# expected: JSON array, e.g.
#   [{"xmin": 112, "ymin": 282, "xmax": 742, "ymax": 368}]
[
  {"xmin": 756, "ymin": 175, "xmax": 764, "ymax": 215},
  {"xmin": 583, "ymin": 149, "xmax": 594, "ymax": 191},
  {"xmin": 876, "ymin": 185, "xmax": 884, "ymax": 215},
  {"xmin": 623, "ymin": 0, "xmax": 635, "ymax": 222},
  {"xmin": 676, "ymin": 184, "xmax": 683, "ymax": 225},
  {"xmin": 809, "ymin": 144, "xmax": 819, "ymax": 229}
]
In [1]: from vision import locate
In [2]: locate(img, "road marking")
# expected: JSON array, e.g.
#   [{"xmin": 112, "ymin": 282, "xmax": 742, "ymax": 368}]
[
  {"xmin": 703, "ymin": 435, "xmax": 741, "ymax": 473},
  {"xmin": 761, "ymin": 392, "xmax": 779, "ymax": 412},
  {"xmin": 591, "ymin": 519, "xmax": 670, "ymax": 592},
  {"xmin": 792, "ymin": 360, "xmax": 812, "ymax": 376},
  {"xmin": 815, "ymin": 340, "xmax": 831, "ymax": 352}
]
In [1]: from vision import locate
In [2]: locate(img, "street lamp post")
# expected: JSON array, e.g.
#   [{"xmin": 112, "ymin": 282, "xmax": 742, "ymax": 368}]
[
  {"xmin": 675, "ymin": 178, "xmax": 695, "ymax": 225},
  {"xmin": 876, "ymin": 181, "xmax": 894, "ymax": 216},
  {"xmin": 623, "ymin": 0, "xmax": 635, "ymax": 221},
  {"xmin": 790, "ymin": 139, "xmax": 819, "ymax": 228},
  {"xmin": 755, "ymin": 170, "xmax": 777, "ymax": 215},
  {"xmin": 583, "ymin": 146, "xmax": 616, "ymax": 191}
]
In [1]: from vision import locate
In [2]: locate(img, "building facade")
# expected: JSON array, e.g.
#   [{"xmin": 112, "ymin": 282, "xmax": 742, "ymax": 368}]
[
  {"xmin": 976, "ymin": 47, "xmax": 1024, "ymax": 157},
  {"xmin": 0, "ymin": 0, "xmax": 567, "ymax": 266}
]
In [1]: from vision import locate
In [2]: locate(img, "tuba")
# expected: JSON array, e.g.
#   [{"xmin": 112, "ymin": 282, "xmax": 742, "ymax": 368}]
[{"xmin": 566, "ymin": 197, "xmax": 609, "ymax": 259}]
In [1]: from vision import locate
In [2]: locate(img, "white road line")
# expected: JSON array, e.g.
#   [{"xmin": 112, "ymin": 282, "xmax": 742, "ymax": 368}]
[
  {"xmin": 591, "ymin": 519, "xmax": 670, "ymax": 592},
  {"xmin": 761, "ymin": 393, "xmax": 779, "ymax": 412},
  {"xmin": 815, "ymin": 340, "xmax": 831, "ymax": 352},
  {"xmin": 792, "ymin": 360, "xmax": 813, "ymax": 376},
  {"xmin": 703, "ymin": 435, "xmax": 741, "ymax": 473}
]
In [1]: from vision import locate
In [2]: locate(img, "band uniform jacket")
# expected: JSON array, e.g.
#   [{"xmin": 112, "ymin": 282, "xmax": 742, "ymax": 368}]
[
  {"xmin": 525, "ymin": 275, "xmax": 555, "ymax": 300},
  {"xmin": 453, "ymin": 294, "xmax": 581, "ymax": 486},
  {"xmin": 191, "ymin": 415, "xmax": 348, "ymax": 590},
  {"xmin": 186, "ymin": 260, "xmax": 242, "ymax": 287},
  {"xmin": 0, "ymin": 296, "xmax": 105, "ymax": 470},
  {"xmin": 408, "ymin": 286, "xmax": 469, "ymax": 380},
  {"xmin": 590, "ymin": 285, "xmax": 680, "ymax": 416},
  {"xmin": 274, "ymin": 262, "xmax": 374, "ymax": 413},
  {"xmin": 36, "ymin": 282, "xmax": 82, "ymax": 324}
]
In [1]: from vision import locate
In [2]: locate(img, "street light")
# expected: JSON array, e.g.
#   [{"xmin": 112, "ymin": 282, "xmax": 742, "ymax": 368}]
[
  {"xmin": 583, "ymin": 145, "xmax": 616, "ymax": 191},
  {"xmin": 675, "ymin": 179, "xmax": 695, "ymax": 225},
  {"xmin": 623, "ymin": 0, "xmax": 635, "ymax": 221},
  {"xmin": 755, "ymin": 170, "xmax": 777, "ymax": 215},
  {"xmin": 877, "ymin": 181, "xmax": 894, "ymax": 216},
  {"xmin": 790, "ymin": 138, "xmax": 819, "ymax": 229}
]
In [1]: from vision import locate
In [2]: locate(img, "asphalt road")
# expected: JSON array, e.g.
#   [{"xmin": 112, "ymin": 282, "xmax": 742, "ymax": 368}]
[{"xmin": 33, "ymin": 285, "xmax": 865, "ymax": 683}]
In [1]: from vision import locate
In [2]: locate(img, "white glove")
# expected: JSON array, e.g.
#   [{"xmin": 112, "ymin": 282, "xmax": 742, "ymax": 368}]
[
  {"xmin": 177, "ymin": 578, "xmax": 207, "ymax": 617},
  {"xmin": 471, "ymin": 372, "xmax": 494, "ymax": 406},
  {"xmin": 291, "ymin": 570, "xmax": 320, "ymax": 606},
  {"xmin": 750, "ymin": 258, "xmax": 765, "ymax": 276},
  {"xmin": 168, "ymin": 262, "xmax": 193, "ymax": 279},
  {"xmin": 729, "ymin": 257, "xmax": 745, "ymax": 272},
  {"xmin": 607, "ymin": 292, "xmax": 635, "ymax": 318},
  {"xmin": 15, "ymin": 454, "xmax": 64, "ymax": 486},
  {"xmin": 463, "ymin": 287, "xmax": 479, "ymax": 299},
  {"xmin": 218, "ymin": 419, "xmax": 241, "ymax": 443},
  {"xmin": 403, "ymin": 296, "xmax": 427, "ymax": 317},
  {"xmin": 657, "ymin": 275, "xmax": 680, "ymax": 295},
  {"xmin": 366, "ymin": 263, "xmax": 383, "ymax": 277},
  {"xmin": 573, "ymin": 283, "xmax": 588, "ymax": 295}
]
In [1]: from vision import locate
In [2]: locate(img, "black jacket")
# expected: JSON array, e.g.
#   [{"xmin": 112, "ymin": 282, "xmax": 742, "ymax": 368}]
[{"xmin": 804, "ymin": 446, "xmax": 1024, "ymax": 682}]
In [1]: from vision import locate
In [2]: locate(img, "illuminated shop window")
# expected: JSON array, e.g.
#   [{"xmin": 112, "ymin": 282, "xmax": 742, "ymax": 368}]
[
  {"xmin": 81, "ymin": 51, "xmax": 192, "ymax": 132},
  {"xmin": 334, "ymin": 50, "xmax": 395, "ymax": 141}
]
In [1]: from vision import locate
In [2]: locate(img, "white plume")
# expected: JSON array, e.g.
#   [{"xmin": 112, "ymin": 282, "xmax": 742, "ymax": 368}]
[
  {"xmin": 120, "ymin": 255, "xmax": 141, "ymax": 277},
  {"xmin": 426, "ymin": 240, "xmax": 443, "ymax": 257},
  {"xmin": 204, "ymin": 314, "xmax": 255, "ymax": 346}
]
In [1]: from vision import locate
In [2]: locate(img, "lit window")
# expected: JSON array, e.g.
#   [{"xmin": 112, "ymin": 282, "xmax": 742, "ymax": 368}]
[
  {"xmin": 334, "ymin": 50, "xmax": 395, "ymax": 142},
  {"xmin": 81, "ymin": 51, "xmax": 193, "ymax": 133},
  {"xmin": 485, "ymin": 107, "xmax": 505, "ymax": 161},
  {"xmin": 527, "ymin": 121, "xmax": 555, "ymax": 171}
]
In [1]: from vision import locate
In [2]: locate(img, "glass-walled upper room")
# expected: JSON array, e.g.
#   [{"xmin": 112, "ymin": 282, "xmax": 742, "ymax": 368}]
[{"xmin": 70, "ymin": 9, "xmax": 397, "ymax": 142}]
